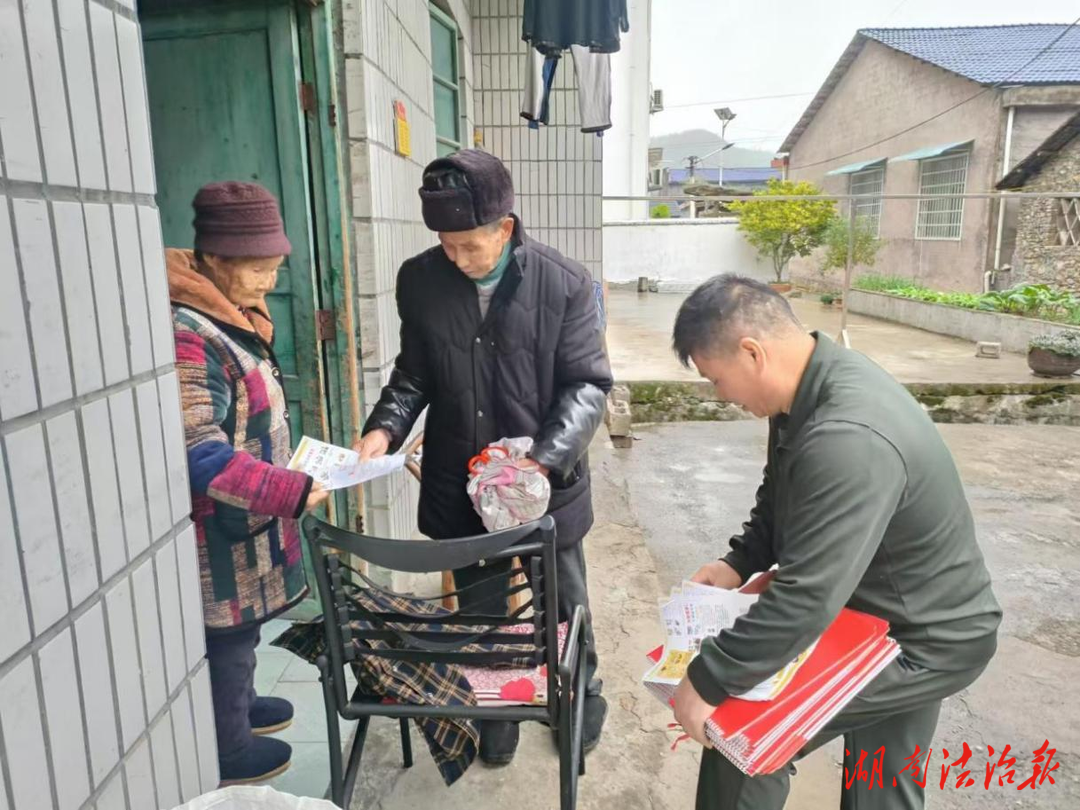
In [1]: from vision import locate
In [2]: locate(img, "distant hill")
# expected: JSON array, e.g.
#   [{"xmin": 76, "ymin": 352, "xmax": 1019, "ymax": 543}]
[{"xmin": 650, "ymin": 129, "xmax": 777, "ymax": 171}]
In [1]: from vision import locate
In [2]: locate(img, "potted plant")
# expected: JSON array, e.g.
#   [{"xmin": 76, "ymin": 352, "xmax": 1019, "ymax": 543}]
[
  {"xmin": 819, "ymin": 292, "xmax": 835, "ymax": 308},
  {"xmin": 1027, "ymin": 331, "xmax": 1080, "ymax": 377}
]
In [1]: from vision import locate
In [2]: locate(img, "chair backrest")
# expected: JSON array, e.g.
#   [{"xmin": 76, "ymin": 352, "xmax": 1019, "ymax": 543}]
[{"xmin": 303, "ymin": 514, "xmax": 560, "ymax": 721}]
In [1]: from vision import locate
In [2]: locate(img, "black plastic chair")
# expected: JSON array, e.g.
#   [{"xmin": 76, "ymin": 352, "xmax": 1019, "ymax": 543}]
[{"xmin": 303, "ymin": 514, "xmax": 589, "ymax": 809}]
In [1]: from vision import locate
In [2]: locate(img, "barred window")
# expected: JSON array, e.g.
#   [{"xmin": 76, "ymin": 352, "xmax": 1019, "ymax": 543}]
[
  {"xmin": 1052, "ymin": 198, "xmax": 1080, "ymax": 246},
  {"xmin": 849, "ymin": 167, "xmax": 884, "ymax": 235},
  {"xmin": 915, "ymin": 152, "xmax": 968, "ymax": 240}
]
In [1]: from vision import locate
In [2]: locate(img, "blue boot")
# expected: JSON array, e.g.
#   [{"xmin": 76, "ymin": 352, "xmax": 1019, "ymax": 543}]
[
  {"xmin": 219, "ymin": 736, "xmax": 292, "ymax": 785},
  {"xmin": 250, "ymin": 696, "xmax": 294, "ymax": 735}
]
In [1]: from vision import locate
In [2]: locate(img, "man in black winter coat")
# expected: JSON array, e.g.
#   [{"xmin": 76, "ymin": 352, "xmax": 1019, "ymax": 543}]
[{"xmin": 354, "ymin": 149, "xmax": 613, "ymax": 764}]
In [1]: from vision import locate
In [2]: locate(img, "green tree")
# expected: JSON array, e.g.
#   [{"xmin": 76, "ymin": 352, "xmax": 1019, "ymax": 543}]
[
  {"xmin": 730, "ymin": 179, "xmax": 836, "ymax": 283},
  {"xmin": 651, "ymin": 204, "xmax": 672, "ymax": 219},
  {"xmin": 820, "ymin": 216, "xmax": 884, "ymax": 275}
]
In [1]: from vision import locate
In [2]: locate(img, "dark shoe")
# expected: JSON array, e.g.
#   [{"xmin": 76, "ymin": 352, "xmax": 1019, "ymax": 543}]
[
  {"xmin": 219, "ymin": 736, "xmax": 292, "ymax": 785},
  {"xmin": 250, "ymin": 696, "xmax": 294, "ymax": 735},
  {"xmin": 582, "ymin": 694, "xmax": 608, "ymax": 753},
  {"xmin": 478, "ymin": 720, "xmax": 520, "ymax": 765}
]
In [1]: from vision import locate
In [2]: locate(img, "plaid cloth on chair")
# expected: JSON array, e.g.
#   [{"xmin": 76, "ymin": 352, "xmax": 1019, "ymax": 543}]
[{"xmin": 271, "ymin": 587, "xmax": 538, "ymax": 785}]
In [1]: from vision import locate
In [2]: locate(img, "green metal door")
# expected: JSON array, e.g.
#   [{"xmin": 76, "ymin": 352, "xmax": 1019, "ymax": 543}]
[{"xmin": 142, "ymin": 0, "xmax": 324, "ymax": 448}]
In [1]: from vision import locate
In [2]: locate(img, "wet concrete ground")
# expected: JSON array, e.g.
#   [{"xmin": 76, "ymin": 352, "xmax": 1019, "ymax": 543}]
[
  {"xmin": 606, "ymin": 289, "xmax": 1037, "ymax": 385},
  {"xmin": 346, "ymin": 422, "xmax": 1079, "ymax": 810}
]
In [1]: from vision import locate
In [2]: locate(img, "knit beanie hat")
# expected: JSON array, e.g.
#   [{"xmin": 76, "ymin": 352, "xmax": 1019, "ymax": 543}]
[
  {"xmin": 418, "ymin": 150, "xmax": 515, "ymax": 232},
  {"xmin": 192, "ymin": 181, "xmax": 292, "ymax": 258}
]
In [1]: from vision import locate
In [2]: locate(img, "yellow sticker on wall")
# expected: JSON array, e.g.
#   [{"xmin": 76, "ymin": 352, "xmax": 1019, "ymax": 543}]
[{"xmin": 393, "ymin": 100, "xmax": 411, "ymax": 158}]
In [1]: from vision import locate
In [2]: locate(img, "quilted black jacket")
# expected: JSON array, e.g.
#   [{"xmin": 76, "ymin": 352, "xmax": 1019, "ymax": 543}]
[{"xmin": 362, "ymin": 217, "xmax": 613, "ymax": 546}]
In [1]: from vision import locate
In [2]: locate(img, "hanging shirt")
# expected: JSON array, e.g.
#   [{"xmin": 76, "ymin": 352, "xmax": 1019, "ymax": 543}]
[{"xmin": 522, "ymin": 0, "xmax": 629, "ymax": 55}]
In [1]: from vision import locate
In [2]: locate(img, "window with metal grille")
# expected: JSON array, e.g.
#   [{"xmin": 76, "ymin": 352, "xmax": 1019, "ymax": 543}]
[
  {"xmin": 430, "ymin": 5, "xmax": 461, "ymax": 157},
  {"xmin": 1052, "ymin": 198, "xmax": 1080, "ymax": 246},
  {"xmin": 915, "ymin": 152, "xmax": 968, "ymax": 240},
  {"xmin": 849, "ymin": 167, "xmax": 884, "ymax": 235}
]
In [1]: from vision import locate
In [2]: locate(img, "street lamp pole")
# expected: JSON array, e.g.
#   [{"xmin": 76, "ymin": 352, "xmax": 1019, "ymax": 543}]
[{"xmin": 714, "ymin": 107, "xmax": 736, "ymax": 189}]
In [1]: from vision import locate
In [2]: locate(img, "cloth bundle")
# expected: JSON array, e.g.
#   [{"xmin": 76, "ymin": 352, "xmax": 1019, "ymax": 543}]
[{"xmin": 466, "ymin": 437, "xmax": 551, "ymax": 532}]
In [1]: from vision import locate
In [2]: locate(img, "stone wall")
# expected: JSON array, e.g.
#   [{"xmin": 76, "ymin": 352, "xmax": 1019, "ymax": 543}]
[
  {"xmin": 626, "ymin": 380, "xmax": 1080, "ymax": 427},
  {"xmin": 1011, "ymin": 135, "xmax": 1080, "ymax": 291}
]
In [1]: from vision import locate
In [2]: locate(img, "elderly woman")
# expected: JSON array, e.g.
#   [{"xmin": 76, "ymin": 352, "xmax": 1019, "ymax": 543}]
[{"xmin": 168, "ymin": 181, "xmax": 328, "ymax": 785}]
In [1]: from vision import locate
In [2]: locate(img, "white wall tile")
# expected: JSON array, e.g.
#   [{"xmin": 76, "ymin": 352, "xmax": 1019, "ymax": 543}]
[
  {"xmin": 74, "ymin": 602, "xmax": 121, "ymax": 788},
  {"xmin": 132, "ymin": 558, "xmax": 167, "ymax": 718},
  {"xmin": 39, "ymin": 629, "xmax": 92, "ymax": 810},
  {"xmin": 57, "ymin": 0, "xmax": 107, "ymax": 189},
  {"xmin": 149, "ymin": 715, "xmax": 180, "ymax": 810},
  {"xmin": 0, "ymin": 196, "xmax": 38, "ymax": 420},
  {"xmin": 115, "ymin": 19, "xmax": 155, "ymax": 195},
  {"xmin": 84, "ymin": 203, "xmax": 129, "ymax": 385},
  {"xmin": 190, "ymin": 667, "xmax": 219, "ymax": 792},
  {"xmin": 135, "ymin": 381, "xmax": 171, "ymax": 542},
  {"xmin": 109, "ymin": 389, "xmax": 150, "ymax": 558},
  {"xmin": 81, "ymin": 398, "xmax": 127, "ymax": 581},
  {"xmin": 89, "ymin": 5, "xmax": 132, "ymax": 192},
  {"xmin": 46, "ymin": 412, "xmax": 98, "ymax": 607},
  {"xmin": 105, "ymin": 577, "xmax": 147, "ymax": 748},
  {"xmin": 0, "ymin": 2, "xmax": 42, "ymax": 182},
  {"xmin": 171, "ymin": 688, "xmax": 200, "ymax": 802},
  {"xmin": 23, "ymin": 0, "xmax": 77, "ymax": 186},
  {"xmin": 6, "ymin": 424, "xmax": 67, "ymax": 635},
  {"xmin": 112, "ymin": 205, "xmax": 153, "ymax": 375},
  {"xmin": 94, "ymin": 773, "xmax": 127, "ymax": 810},
  {"xmin": 13, "ymin": 199, "xmax": 73, "ymax": 408},
  {"xmin": 0, "ymin": 455, "xmax": 31, "ymax": 662},
  {"xmin": 53, "ymin": 201, "xmax": 105, "ymax": 396},
  {"xmin": 157, "ymin": 373, "xmax": 191, "ymax": 523},
  {"xmin": 155, "ymin": 539, "xmax": 185, "ymax": 694},
  {"xmin": 174, "ymin": 527, "xmax": 205, "ymax": 671},
  {"xmin": 136, "ymin": 207, "xmax": 174, "ymax": 368},
  {"xmin": 0, "ymin": 658, "xmax": 51, "ymax": 809},
  {"xmin": 124, "ymin": 739, "xmax": 156, "ymax": 810}
]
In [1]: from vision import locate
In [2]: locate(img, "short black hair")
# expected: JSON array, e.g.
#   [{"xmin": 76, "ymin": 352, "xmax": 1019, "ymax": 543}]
[{"xmin": 672, "ymin": 274, "xmax": 802, "ymax": 368}]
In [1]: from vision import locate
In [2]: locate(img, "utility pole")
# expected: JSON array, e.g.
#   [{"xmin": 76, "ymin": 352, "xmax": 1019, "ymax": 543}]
[{"xmin": 686, "ymin": 155, "xmax": 700, "ymax": 182}]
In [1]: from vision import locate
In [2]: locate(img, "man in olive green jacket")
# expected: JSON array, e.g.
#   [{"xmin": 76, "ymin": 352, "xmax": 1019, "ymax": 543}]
[{"xmin": 670, "ymin": 275, "xmax": 1001, "ymax": 810}]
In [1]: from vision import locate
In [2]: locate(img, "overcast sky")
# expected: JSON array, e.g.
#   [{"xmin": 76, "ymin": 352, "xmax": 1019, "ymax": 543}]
[{"xmin": 650, "ymin": 0, "xmax": 1080, "ymax": 151}]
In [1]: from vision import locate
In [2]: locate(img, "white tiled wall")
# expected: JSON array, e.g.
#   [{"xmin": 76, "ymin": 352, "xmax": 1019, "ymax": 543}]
[
  {"xmin": 0, "ymin": 3, "xmax": 217, "ymax": 809},
  {"xmin": 472, "ymin": 0, "xmax": 603, "ymax": 280},
  {"xmin": 343, "ymin": 0, "xmax": 476, "ymax": 541}
]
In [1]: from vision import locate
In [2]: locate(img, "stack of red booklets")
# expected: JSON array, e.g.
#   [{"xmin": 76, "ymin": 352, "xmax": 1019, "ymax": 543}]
[{"xmin": 649, "ymin": 601, "xmax": 899, "ymax": 776}]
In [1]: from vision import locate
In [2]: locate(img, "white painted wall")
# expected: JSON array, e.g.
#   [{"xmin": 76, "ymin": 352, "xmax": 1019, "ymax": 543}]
[
  {"xmin": 602, "ymin": 0, "xmax": 652, "ymax": 224},
  {"xmin": 602, "ymin": 219, "xmax": 773, "ymax": 286}
]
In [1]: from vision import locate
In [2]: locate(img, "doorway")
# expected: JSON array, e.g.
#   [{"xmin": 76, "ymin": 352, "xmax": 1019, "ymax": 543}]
[{"xmin": 140, "ymin": 0, "xmax": 360, "ymax": 607}]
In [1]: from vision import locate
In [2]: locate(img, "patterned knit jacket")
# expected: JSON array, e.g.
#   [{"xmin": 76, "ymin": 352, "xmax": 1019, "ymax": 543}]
[{"xmin": 167, "ymin": 249, "xmax": 311, "ymax": 632}]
